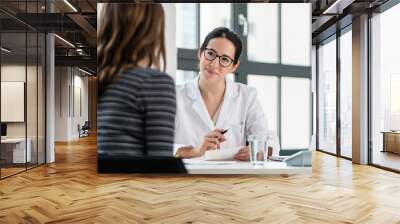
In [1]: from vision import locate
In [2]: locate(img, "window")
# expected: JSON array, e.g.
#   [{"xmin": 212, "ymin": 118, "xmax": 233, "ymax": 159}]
[
  {"xmin": 339, "ymin": 29, "xmax": 352, "ymax": 158},
  {"xmin": 176, "ymin": 70, "xmax": 197, "ymax": 86},
  {"xmin": 0, "ymin": 1, "xmax": 46, "ymax": 179},
  {"xmin": 176, "ymin": 3, "xmax": 312, "ymax": 151},
  {"xmin": 281, "ymin": 77, "xmax": 311, "ymax": 149},
  {"xmin": 371, "ymin": 3, "xmax": 400, "ymax": 171},
  {"xmin": 248, "ymin": 75, "xmax": 278, "ymax": 132},
  {"xmin": 176, "ymin": 4, "xmax": 198, "ymax": 49},
  {"xmin": 390, "ymin": 74, "xmax": 400, "ymax": 130},
  {"xmin": 318, "ymin": 37, "xmax": 337, "ymax": 154},
  {"xmin": 200, "ymin": 4, "xmax": 231, "ymax": 45},
  {"xmin": 247, "ymin": 4, "xmax": 278, "ymax": 63},
  {"xmin": 281, "ymin": 4, "xmax": 311, "ymax": 66}
]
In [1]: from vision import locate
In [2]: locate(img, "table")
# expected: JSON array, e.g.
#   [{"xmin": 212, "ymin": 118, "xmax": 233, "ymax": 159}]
[
  {"xmin": 381, "ymin": 131, "xmax": 400, "ymax": 154},
  {"xmin": 1, "ymin": 138, "xmax": 31, "ymax": 163},
  {"xmin": 183, "ymin": 159, "xmax": 312, "ymax": 175}
]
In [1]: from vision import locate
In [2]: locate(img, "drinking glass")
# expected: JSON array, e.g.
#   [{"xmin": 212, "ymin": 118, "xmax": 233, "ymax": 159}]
[{"xmin": 247, "ymin": 134, "xmax": 269, "ymax": 166}]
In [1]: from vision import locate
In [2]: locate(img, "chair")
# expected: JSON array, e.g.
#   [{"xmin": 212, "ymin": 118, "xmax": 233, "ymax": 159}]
[{"xmin": 79, "ymin": 121, "xmax": 90, "ymax": 138}]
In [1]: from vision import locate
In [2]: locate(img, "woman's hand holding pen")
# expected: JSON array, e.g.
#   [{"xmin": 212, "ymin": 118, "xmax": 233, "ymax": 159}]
[{"xmin": 193, "ymin": 129, "xmax": 227, "ymax": 157}]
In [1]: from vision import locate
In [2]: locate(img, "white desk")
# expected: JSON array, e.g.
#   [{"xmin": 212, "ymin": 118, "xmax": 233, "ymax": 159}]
[
  {"xmin": 1, "ymin": 138, "xmax": 31, "ymax": 163},
  {"xmin": 184, "ymin": 159, "xmax": 312, "ymax": 175}
]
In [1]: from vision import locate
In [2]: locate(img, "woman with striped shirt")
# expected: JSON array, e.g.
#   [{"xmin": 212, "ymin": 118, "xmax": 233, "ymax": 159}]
[{"xmin": 97, "ymin": 4, "xmax": 176, "ymax": 159}]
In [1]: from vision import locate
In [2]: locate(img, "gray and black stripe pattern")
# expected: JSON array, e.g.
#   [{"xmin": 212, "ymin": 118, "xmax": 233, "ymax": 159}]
[{"xmin": 98, "ymin": 68, "xmax": 176, "ymax": 157}]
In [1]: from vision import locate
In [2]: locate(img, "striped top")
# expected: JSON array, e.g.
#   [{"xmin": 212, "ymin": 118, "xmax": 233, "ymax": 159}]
[{"xmin": 98, "ymin": 68, "xmax": 176, "ymax": 157}]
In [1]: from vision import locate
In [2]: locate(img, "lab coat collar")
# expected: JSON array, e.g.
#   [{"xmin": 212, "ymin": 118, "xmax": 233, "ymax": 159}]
[
  {"xmin": 185, "ymin": 75, "xmax": 237, "ymax": 130},
  {"xmin": 186, "ymin": 75, "xmax": 238, "ymax": 101}
]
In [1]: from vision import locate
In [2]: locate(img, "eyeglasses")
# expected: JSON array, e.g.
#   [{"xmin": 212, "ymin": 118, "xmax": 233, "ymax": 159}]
[{"xmin": 203, "ymin": 48, "xmax": 234, "ymax": 67}]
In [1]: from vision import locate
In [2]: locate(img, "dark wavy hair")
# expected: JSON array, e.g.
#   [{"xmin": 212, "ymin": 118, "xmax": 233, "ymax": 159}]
[
  {"xmin": 97, "ymin": 3, "xmax": 166, "ymax": 95},
  {"xmin": 199, "ymin": 27, "xmax": 242, "ymax": 64}
]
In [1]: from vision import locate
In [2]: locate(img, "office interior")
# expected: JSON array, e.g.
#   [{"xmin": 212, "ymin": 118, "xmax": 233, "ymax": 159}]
[
  {"xmin": 1, "ymin": 0, "xmax": 400, "ymax": 222},
  {"xmin": 0, "ymin": 0, "xmax": 97, "ymax": 179}
]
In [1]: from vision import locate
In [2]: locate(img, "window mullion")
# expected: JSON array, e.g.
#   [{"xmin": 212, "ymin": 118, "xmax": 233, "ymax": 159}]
[{"xmin": 233, "ymin": 3, "xmax": 247, "ymax": 84}]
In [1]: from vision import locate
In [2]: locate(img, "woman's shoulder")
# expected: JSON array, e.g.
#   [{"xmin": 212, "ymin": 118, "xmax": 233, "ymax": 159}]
[
  {"xmin": 124, "ymin": 67, "xmax": 170, "ymax": 78},
  {"xmin": 124, "ymin": 67, "xmax": 174, "ymax": 83},
  {"xmin": 121, "ymin": 68, "xmax": 175, "ymax": 89},
  {"xmin": 232, "ymin": 81, "xmax": 257, "ymax": 97}
]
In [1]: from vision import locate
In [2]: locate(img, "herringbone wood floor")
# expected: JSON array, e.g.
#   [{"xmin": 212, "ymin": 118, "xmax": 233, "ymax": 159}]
[{"xmin": 1, "ymin": 135, "xmax": 400, "ymax": 224}]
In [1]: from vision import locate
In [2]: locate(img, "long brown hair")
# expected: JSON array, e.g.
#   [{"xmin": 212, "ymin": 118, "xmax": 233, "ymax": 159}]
[{"xmin": 97, "ymin": 3, "xmax": 166, "ymax": 95}]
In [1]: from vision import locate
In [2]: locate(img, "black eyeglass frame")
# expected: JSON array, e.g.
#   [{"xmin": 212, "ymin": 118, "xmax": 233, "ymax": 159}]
[{"xmin": 203, "ymin": 48, "xmax": 235, "ymax": 67}]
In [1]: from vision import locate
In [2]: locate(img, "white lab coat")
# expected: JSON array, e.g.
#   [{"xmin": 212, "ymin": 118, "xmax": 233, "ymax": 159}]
[{"xmin": 174, "ymin": 76, "xmax": 274, "ymax": 155}]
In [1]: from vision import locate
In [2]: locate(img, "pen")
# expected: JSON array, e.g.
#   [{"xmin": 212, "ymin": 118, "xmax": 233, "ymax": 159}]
[
  {"xmin": 216, "ymin": 129, "xmax": 228, "ymax": 150},
  {"xmin": 221, "ymin": 129, "xmax": 228, "ymax": 134}
]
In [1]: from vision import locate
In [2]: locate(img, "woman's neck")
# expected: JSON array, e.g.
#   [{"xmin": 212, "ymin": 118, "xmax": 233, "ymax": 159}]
[
  {"xmin": 198, "ymin": 76, "xmax": 226, "ymax": 100},
  {"xmin": 137, "ymin": 58, "xmax": 150, "ymax": 68}
]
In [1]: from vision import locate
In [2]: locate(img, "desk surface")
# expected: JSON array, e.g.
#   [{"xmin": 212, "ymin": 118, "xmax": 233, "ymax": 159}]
[
  {"xmin": 184, "ymin": 159, "xmax": 312, "ymax": 175},
  {"xmin": 381, "ymin": 131, "xmax": 400, "ymax": 134},
  {"xmin": 1, "ymin": 138, "xmax": 26, "ymax": 143}
]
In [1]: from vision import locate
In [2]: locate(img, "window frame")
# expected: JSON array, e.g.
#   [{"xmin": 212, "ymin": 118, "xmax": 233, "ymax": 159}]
[
  {"xmin": 177, "ymin": 3, "xmax": 312, "ymax": 151},
  {"xmin": 368, "ymin": 0, "xmax": 400, "ymax": 173},
  {"xmin": 0, "ymin": 0, "xmax": 47, "ymax": 179}
]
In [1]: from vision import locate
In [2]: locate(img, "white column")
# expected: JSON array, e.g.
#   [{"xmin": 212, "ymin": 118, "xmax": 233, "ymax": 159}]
[
  {"xmin": 46, "ymin": 33, "xmax": 55, "ymax": 163},
  {"xmin": 352, "ymin": 14, "xmax": 369, "ymax": 164}
]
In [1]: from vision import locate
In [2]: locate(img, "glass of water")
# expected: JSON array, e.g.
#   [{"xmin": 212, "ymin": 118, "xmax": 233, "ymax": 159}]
[{"xmin": 247, "ymin": 134, "xmax": 269, "ymax": 166}]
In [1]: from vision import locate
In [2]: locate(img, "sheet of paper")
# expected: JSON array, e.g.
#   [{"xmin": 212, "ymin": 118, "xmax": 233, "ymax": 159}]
[
  {"xmin": 203, "ymin": 147, "xmax": 241, "ymax": 161},
  {"xmin": 183, "ymin": 159, "xmax": 239, "ymax": 165}
]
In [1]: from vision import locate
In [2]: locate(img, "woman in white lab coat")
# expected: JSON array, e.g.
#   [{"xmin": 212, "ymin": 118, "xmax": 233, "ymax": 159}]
[{"xmin": 174, "ymin": 27, "xmax": 271, "ymax": 160}]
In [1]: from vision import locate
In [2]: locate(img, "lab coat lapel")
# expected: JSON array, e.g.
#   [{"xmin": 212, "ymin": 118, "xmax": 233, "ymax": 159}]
[
  {"xmin": 215, "ymin": 77, "xmax": 237, "ymax": 129},
  {"xmin": 186, "ymin": 76, "xmax": 214, "ymax": 130}
]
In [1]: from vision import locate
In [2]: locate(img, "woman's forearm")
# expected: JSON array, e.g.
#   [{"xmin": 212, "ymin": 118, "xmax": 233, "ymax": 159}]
[{"xmin": 176, "ymin": 146, "xmax": 199, "ymax": 158}]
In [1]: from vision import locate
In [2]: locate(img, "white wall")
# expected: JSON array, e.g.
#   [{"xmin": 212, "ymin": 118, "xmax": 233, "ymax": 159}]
[
  {"xmin": 55, "ymin": 67, "xmax": 89, "ymax": 141},
  {"xmin": 78, "ymin": 75, "xmax": 89, "ymax": 125},
  {"xmin": 1, "ymin": 65, "xmax": 35, "ymax": 137},
  {"xmin": 1, "ymin": 65, "xmax": 25, "ymax": 81},
  {"xmin": 72, "ymin": 73, "xmax": 89, "ymax": 138},
  {"xmin": 55, "ymin": 67, "xmax": 68, "ymax": 141},
  {"xmin": 1, "ymin": 82, "xmax": 25, "ymax": 122},
  {"xmin": 163, "ymin": 3, "xmax": 177, "ymax": 79},
  {"xmin": 1, "ymin": 64, "xmax": 45, "ymax": 166},
  {"xmin": 98, "ymin": 3, "xmax": 103, "ymax": 19},
  {"xmin": 1, "ymin": 66, "xmax": 26, "ymax": 130}
]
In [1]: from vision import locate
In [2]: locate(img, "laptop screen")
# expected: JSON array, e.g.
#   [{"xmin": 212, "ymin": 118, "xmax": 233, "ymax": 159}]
[{"xmin": 1, "ymin": 123, "xmax": 7, "ymax": 137}]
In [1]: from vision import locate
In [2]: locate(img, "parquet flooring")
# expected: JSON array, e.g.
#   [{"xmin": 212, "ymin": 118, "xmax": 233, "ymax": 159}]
[
  {"xmin": 1, "ymin": 135, "xmax": 400, "ymax": 223},
  {"xmin": 1, "ymin": 167, "xmax": 25, "ymax": 178},
  {"xmin": 373, "ymin": 151, "xmax": 400, "ymax": 171}
]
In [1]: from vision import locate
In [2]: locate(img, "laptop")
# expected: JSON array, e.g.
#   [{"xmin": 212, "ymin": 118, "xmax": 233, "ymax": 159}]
[{"xmin": 1, "ymin": 123, "xmax": 6, "ymax": 140}]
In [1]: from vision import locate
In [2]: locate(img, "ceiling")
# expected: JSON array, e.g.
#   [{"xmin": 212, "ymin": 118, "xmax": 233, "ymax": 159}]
[
  {"xmin": 1, "ymin": 0, "xmax": 395, "ymax": 75},
  {"xmin": 0, "ymin": 0, "xmax": 97, "ymax": 74},
  {"xmin": 310, "ymin": 0, "xmax": 390, "ymax": 44}
]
